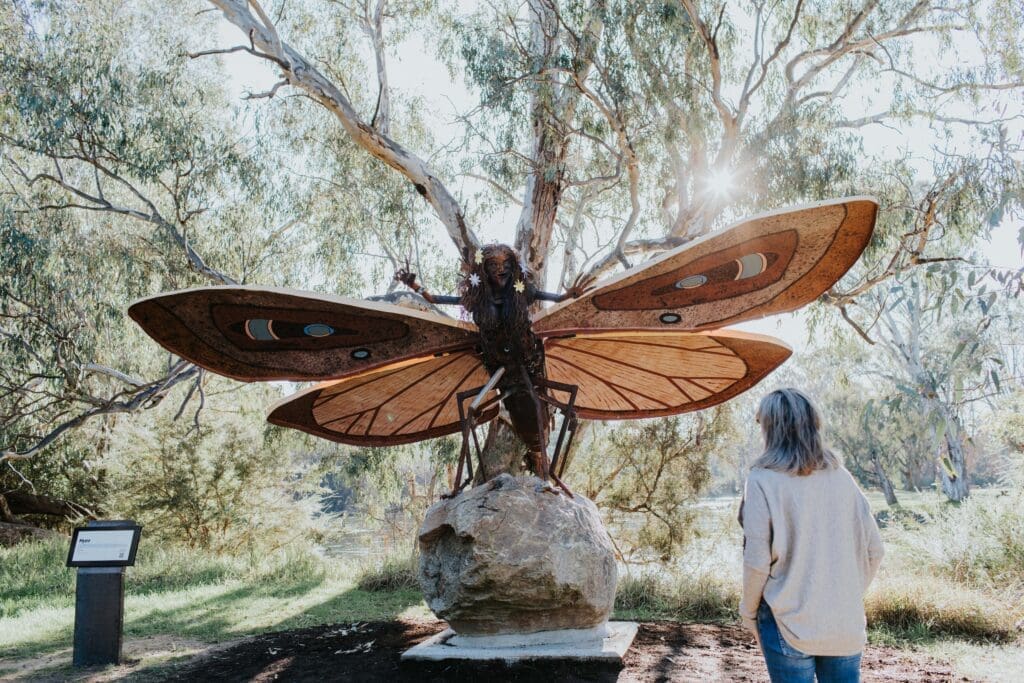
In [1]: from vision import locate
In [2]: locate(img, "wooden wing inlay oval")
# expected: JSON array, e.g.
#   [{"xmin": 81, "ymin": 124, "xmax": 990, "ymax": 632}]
[
  {"xmin": 535, "ymin": 197, "xmax": 876, "ymax": 335},
  {"xmin": 127, "ymin": 286, "xmax": 477, "ymax": 382},
  {"xmin": 543, "ymin": 331, "xmax": 791, "ymax": 420}
]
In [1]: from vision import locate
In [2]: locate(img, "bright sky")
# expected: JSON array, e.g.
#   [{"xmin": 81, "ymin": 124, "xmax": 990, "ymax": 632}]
[{"xmin": 211, "ymin": 8, "xmax": 1023, "ymax": 352}]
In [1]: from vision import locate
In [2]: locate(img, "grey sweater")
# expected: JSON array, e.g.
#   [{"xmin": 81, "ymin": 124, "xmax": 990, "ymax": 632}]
[{"xmin": 740, "ymin": 465, "xmax": 884, "ymax": 656}]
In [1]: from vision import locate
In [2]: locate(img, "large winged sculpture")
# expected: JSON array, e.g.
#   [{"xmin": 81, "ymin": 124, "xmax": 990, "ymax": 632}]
[{"xmin": 129, "ymin": 197, "xmax": 876, "ymax": 495}]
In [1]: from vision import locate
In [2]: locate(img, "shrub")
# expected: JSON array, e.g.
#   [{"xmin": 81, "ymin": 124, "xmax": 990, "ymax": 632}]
[{"xmin": 886, "ymin": 485, "xmax": 1024, "ymax": 592}]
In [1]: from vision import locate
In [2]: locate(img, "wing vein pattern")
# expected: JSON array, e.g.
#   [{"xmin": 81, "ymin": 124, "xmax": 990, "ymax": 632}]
[
  {"xmin": 544, "ymin": 331, "xmax": 792, "ymax": 420},
  {"xmin": 268, "ymin": 349, "xmax": 497, "ymax": 446}
]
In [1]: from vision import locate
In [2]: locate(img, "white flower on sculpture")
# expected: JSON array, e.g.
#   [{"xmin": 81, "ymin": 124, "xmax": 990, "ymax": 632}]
[
  {"xmin": 468, "ymin": 273, "xmax": 481, "ymax": 287},
  {"xmin": 514, "ymin": 280, "xmax": 525, "ymax": 294},
  {"xmin": 474, "ymin": 250, "xmax": 483, "ymax": 264}
]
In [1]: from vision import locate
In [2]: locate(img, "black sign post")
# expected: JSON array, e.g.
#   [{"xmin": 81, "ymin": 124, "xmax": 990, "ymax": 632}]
[{"xmin": 67, "ymin": 520, "xmax": 142, "ymax": 667}]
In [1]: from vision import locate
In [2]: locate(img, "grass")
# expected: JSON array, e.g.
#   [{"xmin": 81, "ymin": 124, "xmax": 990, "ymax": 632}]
[
  {"xmin": 614, "ymin": 571, "xmax": 739, "ymax": 622},
  {"xmin": 622, "ymin": 487, "xmax": 1024, "ymax": 646},
  {"xmin": 610, "ymin": 568, "xmax": 1019, "ymax": 644},
  {"xmin": 0, "ymin": 538, "xmax": 430, "ymax": 665},
  {"xmin": 3, "ymin": 482, "xmax": 1023, "ymax": 679},
  {"xmin": 866, "ymin": 575, "xmax": 1018, "ymax": 643}
]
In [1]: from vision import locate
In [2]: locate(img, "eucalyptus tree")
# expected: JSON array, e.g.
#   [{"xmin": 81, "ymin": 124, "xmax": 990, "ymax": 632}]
[
  {"xmin": 2, "ymin": 0, "xmax": 1022, "ymax": 521},
  {"xmin": 791, "ymin": 341, "xmax": 939, "ymax": 500},
  {"xmin": 196, "ymin": 0, "xmax": 1022, "ymax": 480},
  {"xmin": 825, "ymin": 388, "xmax": 939, "ymax": 505},
  {"xmin": 0, "ymin": 0, "xmax": 402, "ymax": 525},
  {"xmin": 842, "ymin": 266, "xmax": 1011, "ymax": 501}
]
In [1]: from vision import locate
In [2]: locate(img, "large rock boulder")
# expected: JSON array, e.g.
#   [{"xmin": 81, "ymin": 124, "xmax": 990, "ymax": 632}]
[{"xmin": 417, "ymin": 474, "xmax": 617, "ymax": 635}]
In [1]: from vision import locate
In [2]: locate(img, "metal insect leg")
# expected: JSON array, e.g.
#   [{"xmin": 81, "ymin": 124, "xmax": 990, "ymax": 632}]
[
  {"xmin": 535, "ymin": 377, "xmax": 579, "ymax": 496},
  {"xmin": 448, "ymin": 368, "xmax": 505, "ymax": 497},
  {"xmin": 536, "ymin": 378, "xmax": 578, "ymax": 475},
  {"xmin": 556, "ymin": 412, "xmax": 579, "ymax": 480},
  {"xmin": 518, "ymin": 366, "xmax": 553, "ymax": 483}
]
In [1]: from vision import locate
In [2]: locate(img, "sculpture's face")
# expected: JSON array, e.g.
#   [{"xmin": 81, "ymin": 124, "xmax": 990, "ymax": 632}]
[{"xmin": 484, "ymin": 252, "xmax": 512, "ymax": 289}]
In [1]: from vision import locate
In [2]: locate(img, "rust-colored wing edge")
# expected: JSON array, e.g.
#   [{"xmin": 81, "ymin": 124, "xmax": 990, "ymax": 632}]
[
  {"xmin": 706, "ymin": 199, "xmax": 877, "ymax": 328},
  {"xmin": 534, "ymin": 196, "xmax": 877, "ymax": 335}
]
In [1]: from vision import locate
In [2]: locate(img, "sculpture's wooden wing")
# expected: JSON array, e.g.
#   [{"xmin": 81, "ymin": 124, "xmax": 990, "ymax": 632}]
[
  {"xmin": 266, "ymin": 349, "xmax": 497, "ymax": 446},
  {"xmin": 535, "ymin": 197, "xmax": 876, "ymax": 335},
  {"xmin": 127, "ymin": 286, "xmax": 477, "ymax": 381},
  {"xmin": 543, "ymin": 330, "xmax": 791, "ymax": 420}
]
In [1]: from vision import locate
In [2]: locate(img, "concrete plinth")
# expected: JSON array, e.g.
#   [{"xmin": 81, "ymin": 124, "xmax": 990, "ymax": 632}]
[{"xmin": 401, "ymin": 621, "xmax": 638, "ymax": 663}]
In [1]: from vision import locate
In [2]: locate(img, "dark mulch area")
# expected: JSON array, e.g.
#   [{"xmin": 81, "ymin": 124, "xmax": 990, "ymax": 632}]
[{"xmin": 160, "ymin": 619, "xmax": 963, "ymax": 682}]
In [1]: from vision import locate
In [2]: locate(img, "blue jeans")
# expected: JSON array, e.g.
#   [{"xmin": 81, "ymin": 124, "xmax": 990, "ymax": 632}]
[{"xmin": 757, "ymin": 600, "xmax": 861, "ymax": 682}]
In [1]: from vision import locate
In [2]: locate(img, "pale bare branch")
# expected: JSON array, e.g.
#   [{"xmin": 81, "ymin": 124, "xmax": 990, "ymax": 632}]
[
  {"xmin": 206, "ymin": 0, "xmax": 480, "ymax": 256},
  {"xmin": 1, "ymin": 361, "xmax": 200, "ymax": 466}
]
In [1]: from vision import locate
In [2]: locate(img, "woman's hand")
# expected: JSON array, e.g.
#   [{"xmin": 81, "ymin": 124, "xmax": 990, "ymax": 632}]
[{"xmin": 742, "ymin": 615, "xmax": 762, "ymax": 650}]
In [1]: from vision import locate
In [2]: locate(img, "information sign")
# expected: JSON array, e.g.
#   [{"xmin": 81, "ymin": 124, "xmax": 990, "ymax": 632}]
[{"xmin": 66, "ymin": 523, "xmax": 142, "ymax": 567}]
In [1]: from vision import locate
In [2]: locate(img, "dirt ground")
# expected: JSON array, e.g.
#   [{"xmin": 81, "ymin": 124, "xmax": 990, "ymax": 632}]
[{"xmin": 148, "ymin": 618, "xmax": 962, "ymax": 682}]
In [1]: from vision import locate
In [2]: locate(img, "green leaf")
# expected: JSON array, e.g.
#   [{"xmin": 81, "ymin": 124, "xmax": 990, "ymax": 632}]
[
  {"xmin": 949, "ymin": 341, "xmax": 967, "ymax": 365},
  {"xmin": 896, "ymin": 384, "xmax": 918, "ymax": 398},
  {"xmin": 940, "ymin": 455, "xmax": 957, "ymax": 479}
]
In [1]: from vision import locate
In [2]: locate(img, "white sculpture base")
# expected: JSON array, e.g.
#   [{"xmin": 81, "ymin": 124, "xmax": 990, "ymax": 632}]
[{"xmin": 400, "ymin": 621, "xmax": 638, "ymax": 663}]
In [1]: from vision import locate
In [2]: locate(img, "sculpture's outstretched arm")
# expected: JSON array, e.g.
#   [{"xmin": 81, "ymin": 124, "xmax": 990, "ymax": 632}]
[
  {"xmin": 395, "ymin": 265, "xmax": 460, "ymax": 305},
  {"xmin": 534, "ymin": 272, "xmax": 598, "ymax": 303},
  {"xmin": 422, "ymin": 291, "xmax": 462, "ymax": 305},
  {"xmin": 533, "ymin": 290, "xmax": 567, "ymax": 302}
]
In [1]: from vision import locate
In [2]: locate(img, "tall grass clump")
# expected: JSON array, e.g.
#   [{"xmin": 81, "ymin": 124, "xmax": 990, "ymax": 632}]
[
  {"xmin": 887, "ymin": 473, "xmax": 1024, "ymax": 594},
  {"xmin": 615, "ymin": 570, "xmax": 739, "ymax": 621},
  {"xmin": 0, "ymin": 537, "xmax": 74, "ymax": 618},
  {"xmin": 355, "ymin": 555, "xmax": 419, "ymax": 592},
  {"xmin": 250, "ymin": 544, "xmax": 330, "ymax": 585},
  {"xmin": 866, "ymin": 575, "xmax": 1017, "ymax": 642},
  {"xmin": 127, "ymin": 544, "xmax": 248, "ymax": 594},
  {"xmin": 0, "ymin": 535, "xmax": 335, "ymax": 623}
]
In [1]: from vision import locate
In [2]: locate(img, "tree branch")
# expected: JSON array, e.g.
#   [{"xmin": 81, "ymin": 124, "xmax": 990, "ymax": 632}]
[
  {"xmin": 206, "ymin": 0, "xmax": 480, "ymax": 256},
  {"xmin": 0, "ymin": 362, "xmax": 200, "ymax": 466},
  {"xmin": 2, "ymin": 148, "xmax": 237, "ymax": 285},
  {"xmin": 514, "ymin": 0, "xmax": 604, "ymax": 280}
]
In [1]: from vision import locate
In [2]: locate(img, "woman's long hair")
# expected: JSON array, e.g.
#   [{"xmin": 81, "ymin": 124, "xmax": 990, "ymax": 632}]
[{"xmin": 752, "ymin": 388, "xmax": 840, "ymax": 475}]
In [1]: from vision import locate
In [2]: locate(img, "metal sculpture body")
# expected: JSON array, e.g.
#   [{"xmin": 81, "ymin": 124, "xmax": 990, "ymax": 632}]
[
  {"xmin": 128, "ymin": 197, "xmax": 877, "ymax": 495},
  {"xmin": 395, "ymin": 243, "xmax": 593, "ymax": 493}
]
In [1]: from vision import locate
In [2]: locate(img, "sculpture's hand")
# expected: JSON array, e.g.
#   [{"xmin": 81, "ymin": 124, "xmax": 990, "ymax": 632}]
[
  {"xmin": 566, "ymin": 271, "xmax": 597, "ymax": 299},
  {"xmin": 394, "ymin": 259, "xmax": 420, "ymax": 291}
]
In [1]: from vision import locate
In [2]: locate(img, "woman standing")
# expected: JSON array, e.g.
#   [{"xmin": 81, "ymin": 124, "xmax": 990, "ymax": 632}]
[{"xmin": 740, "ymin": 388, "xmax": 884, "ymax": 682}]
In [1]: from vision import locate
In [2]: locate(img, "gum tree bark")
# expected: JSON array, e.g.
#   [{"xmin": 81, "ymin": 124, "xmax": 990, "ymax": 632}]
[{"xmin": 870, "ymin": 449, "xmax": 899, "ymax": 507}]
